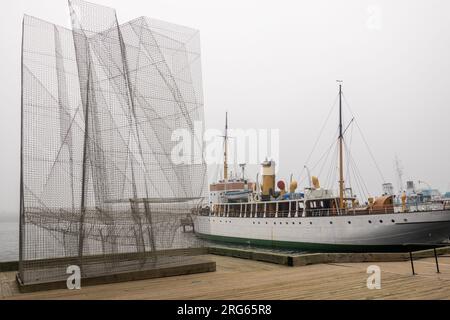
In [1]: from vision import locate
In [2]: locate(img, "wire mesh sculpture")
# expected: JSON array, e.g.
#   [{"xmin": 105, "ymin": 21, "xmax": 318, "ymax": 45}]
[{"xmin": 19, "ymin": 0, "xmax": 207, "ymax": 285}]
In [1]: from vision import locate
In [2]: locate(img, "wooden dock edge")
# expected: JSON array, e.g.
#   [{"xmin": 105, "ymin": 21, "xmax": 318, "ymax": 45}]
[
  {"xmin": 3, "ymin": 246, "xmax": 450, "ymax": 272},
  {"xmin": 15, "ymin": 258, "xmax": 216, "ymax": 293},
  {"xmin": 207, "ymin": 247, "xmax": 289, "ymax": 265},
  {"xmin": 0, "ymin": 261, "xmax": 19, "ymax": 272},
  {"xmin": 207, "ymin": 246, "xmax": 450, "ymax": 267}
]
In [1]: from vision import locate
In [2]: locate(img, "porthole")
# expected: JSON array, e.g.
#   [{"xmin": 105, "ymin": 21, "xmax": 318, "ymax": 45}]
[
  {"xmin": 348, "ymin": 221, "xmax": 351, "ymax": 224},
  {"xmin": 274, "ymin": 222, "xmax": 276, "ymax": 225},
  {"xmin": 286, "ymin": 222, "xmax": 289, "ymax": 225},
  {"xmin": 404, "ymin": 218, "xmax": 408, "ymax": 222},
  {"xmin": 368, "ymin": 220, "xmax": 372, "ymax": 223},
  {"xmin": 391, "ymin": 219, "xmax": 395, "ymax": 223},
  {"xmin": 310, "ymin": 221, "xmax": 313, "ymax": 225},
  {"xmin": 292, "ymin": 222, "xmax": 295, "ymax": 225},
  {"xmin": 266, "ymin": 222, "xmax": 268, "ymax": 224},
  {"xmin": 279, "ymin": 222, "xmax": 282, "ymax": 225},
  {"xmin": 330, "ymin": 221, "xmax": 333, "ymax": 224},
  {"xmin": 299, "ymin": 222, "xmax": 301, "ymax": 224},
  {"xmin": 253, "ymin": 221, "xmax": 255, "ymax": 224},
  {"xmin": 258, "ymin": 221, "xmax": 260, "ymax": 224},
  {"xmin": 379, "ymin": 220, "xmax": 383, "ymax": 223}
]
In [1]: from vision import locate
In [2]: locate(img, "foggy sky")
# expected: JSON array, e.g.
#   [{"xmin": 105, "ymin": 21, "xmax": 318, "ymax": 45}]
[{"xmin": 1, "ymin": 0, "xmax": 450, "ymax": 217}]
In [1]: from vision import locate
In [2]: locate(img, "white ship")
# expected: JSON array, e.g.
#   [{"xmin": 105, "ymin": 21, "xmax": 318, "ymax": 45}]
[{"xmin": 192, "ymin": 84, "xmax": 450, "ymax": 252}]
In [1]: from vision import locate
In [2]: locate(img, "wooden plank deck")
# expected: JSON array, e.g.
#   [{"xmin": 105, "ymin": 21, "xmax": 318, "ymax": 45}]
[{"xmin": 2, "ymin": 254, "xmax": 450, "ymax": 300}]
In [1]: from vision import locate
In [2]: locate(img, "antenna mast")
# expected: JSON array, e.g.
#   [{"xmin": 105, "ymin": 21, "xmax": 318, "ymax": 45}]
[
  {"xmin": 223, "ymin": 112, "xmax": 228, "ymax": 181},
  {"xmin": 337, "ymin": 81, "xmax": 345, "ymax": 209}
]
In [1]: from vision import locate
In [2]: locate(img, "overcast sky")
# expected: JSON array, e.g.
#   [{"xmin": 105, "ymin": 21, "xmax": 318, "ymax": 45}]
[{"xmin": 1, "ymin": 0, "xmax": 450, "ymax": 217}]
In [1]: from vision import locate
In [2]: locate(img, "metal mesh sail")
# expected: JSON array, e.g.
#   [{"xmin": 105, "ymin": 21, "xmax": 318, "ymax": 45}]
[{"xmin": 19, "ymin": 0, "xmax": 207, "ymax": 285}]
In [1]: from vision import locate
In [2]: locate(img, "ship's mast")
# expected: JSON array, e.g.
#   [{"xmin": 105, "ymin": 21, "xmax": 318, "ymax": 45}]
[
  {"xmin": 338, "ymin": 81, "xmax": 345, "ymax": 209},
  {"xmin": 223, "ymin": 112, "xmax": 228, "ymax": 181}
]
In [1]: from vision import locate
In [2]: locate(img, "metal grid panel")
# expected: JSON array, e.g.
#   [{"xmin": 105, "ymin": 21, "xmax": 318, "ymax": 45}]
[{"xmin": 19, "ymin": 0, "xmax": 206, "ymax": 285}]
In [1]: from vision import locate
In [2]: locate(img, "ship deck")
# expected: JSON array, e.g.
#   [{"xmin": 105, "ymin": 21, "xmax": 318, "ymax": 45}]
[{"xmin": 2, "ymin": 254, "xmax": 450, "ymax": 300}]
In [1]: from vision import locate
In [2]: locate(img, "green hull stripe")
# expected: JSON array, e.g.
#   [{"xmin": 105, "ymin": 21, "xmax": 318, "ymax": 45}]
[{"xmin": 196, "ymin": 232, "xmax": 413, "ymax": 253}]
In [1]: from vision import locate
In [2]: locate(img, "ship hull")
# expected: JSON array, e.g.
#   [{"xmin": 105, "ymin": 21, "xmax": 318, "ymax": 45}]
[{"xmin": 192, "ymin": 210, "xmax": 450, "ymax": 252}]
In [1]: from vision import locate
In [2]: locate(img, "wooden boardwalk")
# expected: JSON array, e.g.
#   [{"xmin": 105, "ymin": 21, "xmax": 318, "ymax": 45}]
[{"xmin": 2, "ymin": 254, "xmax": 450, "ymax": 300}]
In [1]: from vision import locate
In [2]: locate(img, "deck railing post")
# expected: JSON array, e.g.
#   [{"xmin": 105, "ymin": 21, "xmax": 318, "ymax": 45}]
[
  {"xmin": 409, "ymin": 250, "xmax": 416, "ymax": 275},
  {"xmin": 434, "ymin": 248, "xmax": 440, "ymax": 273}
]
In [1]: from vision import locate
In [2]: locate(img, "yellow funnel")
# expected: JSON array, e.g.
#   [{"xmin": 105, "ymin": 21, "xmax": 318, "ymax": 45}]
[
  {"xmin": 289, "ymin": 180, "xmax": 298, "ymax": 193},
  {"xmin": 311, "ymin": 176, "xmax": 320, "ymax": 189}
]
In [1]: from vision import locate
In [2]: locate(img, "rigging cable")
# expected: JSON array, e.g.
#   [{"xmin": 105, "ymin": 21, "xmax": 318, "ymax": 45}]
[
  {"xmin": 298, "ymin": 93, "xmax": 339, "ymax": 185},
  {"xmin": 342, "ymin": 93, "xmax": 386, "ymax": 183},
  {"xmin": 345, "ymin": 139, "xmax": 371, "ymax": 200},
  {"xmin": 316, "ymin": 129, "xmax": 340, "ymax": 178},
  {"xmin": 345, "ymin": 120, "xmax": 354, "ymax": 195}
]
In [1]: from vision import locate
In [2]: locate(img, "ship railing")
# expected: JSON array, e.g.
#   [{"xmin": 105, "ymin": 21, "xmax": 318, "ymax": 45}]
[
  {"xmin": 206, "ymin": 200, "xmax": 450, "ymax": 218},
  {"xmin": 395, "ymin": 202, "xmax": 446, "ymax": 213},
  {"xmin": 306, "ymin": 208, "xmax": 333, "ymax": 217},
  {"xmin": 306, "ymin": 203, "xmax": 449, "ymax": 217}
]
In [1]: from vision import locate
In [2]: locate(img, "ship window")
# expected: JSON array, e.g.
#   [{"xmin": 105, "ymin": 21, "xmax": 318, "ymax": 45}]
[
  {"xmin": 286, "ymin": 222, "xmax": 288, "ymax": 225},
  {"xmin": 309, "ymin": 221, "xmax": 312, "ymax": 225},
  {"xmin": 253, "ymin": 221, "xmax": 255, "ymax": 224},
  {"xmin": 299, "ymin": 222, "xmax": 301, "ymax": 224},
  {"xmin": 368, "ymin": 220, "xmax": 372, "ymax": 223},
  {"xmin": 379, "ymin": 220, "xmax": 383, "ymax": 223},
  {"xmin": 404, "ymin": 218, "xmax": 408, "ymax": 222},
  {"xmin": 258, "ymin": 221, "xmax": 260, "ymax": 224},
  {"xmin": 348, "ymin": 221, "xmax": 351, "ymax": 224},
  {"xmin": 329, "ymin": 221, "xmax": 333, "ymax": 224},
  {"xmin": 274, "ymin": 222, "xmax": 276, "ymax": 225},
  {"xmin": 266, "ymin": 222, "xmax": 268, "ymax": 224},
  {"xmin": 292, "ymin": 222, "xmax": 295, "ymax": 225},
  {"xmin": 391, "ymin": 219, "xmax": 395, "ymax": 223},
  {"xmin": 279, "ymin": 222, "xmax": 282, "ymax": 225}
]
